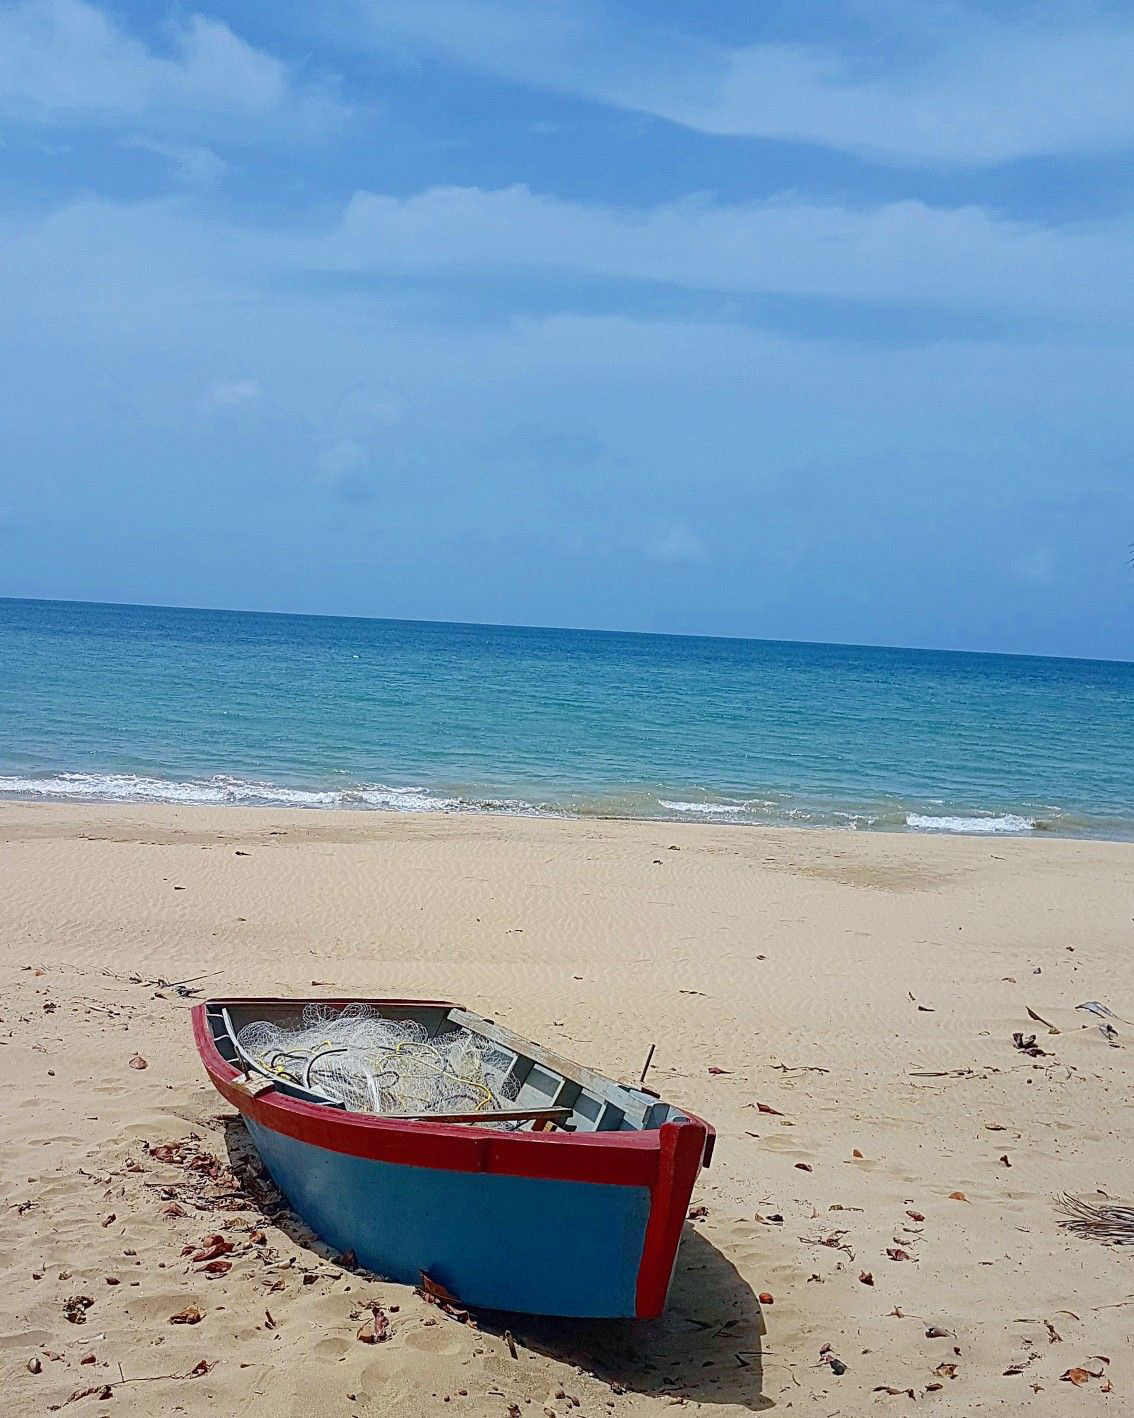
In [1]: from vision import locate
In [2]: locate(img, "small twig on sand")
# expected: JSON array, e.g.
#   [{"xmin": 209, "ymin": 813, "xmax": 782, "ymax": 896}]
[
  {"xmin": 909, "ymin": 1068, "xmax": 977, "ymax": 1079},
  {"xmin": 639, "ymin": 1043, "xmax": 657, "ymax": 1087},
  {"xmin": 163, "ymin": 971, "xmax": 222, "ymax": 990},
  {"xmin": 53, "ymin": 1366, "xmax": 211, "ymax": 1409}
]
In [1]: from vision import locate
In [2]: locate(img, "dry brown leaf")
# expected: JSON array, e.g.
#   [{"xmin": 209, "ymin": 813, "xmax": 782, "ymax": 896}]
[
  {"xmin": 907, "ymin": 1210, "xmax": 925, "ymax": 1222},
  {"xmin": 1060, "ymin": 1368, "xmax": 1091, "ymax": 1386},
  {"xmin": 1025, "ymin": 1005, "xmax": 1060, "ymax": 1034},
  {"xmin": 128, "ymin": 1053, "xmax": 148, "ymax": 1070},
  {"xmin": 755, "ymin": 1102, "xmax": 782, "ymax": 1115},
  {"xmin": 948, "ymin": 1191, "xmax": 968, "ymax": 1202},
  {"xmin": 100, "ymin": 1213, "xmax": 116, "ymax": 1228},
  {"xmin": 758, "ymin": 1291, "xmax": 774, "ymax": 1306},
  {"xmin": 169, "ymin": 1305, "xmax": 203, "ymax": 1325},
  {"xmin": 795, "ymin": 1162, "xmax": 812, "ymax": 1172},
  {"xmin": 192, "ymin": 1236, "xmax": 234, "ymax": 1263},
  {"xmin": 887, "ymin": 1247, "xmax": 912, "ymax": 1262},
  {"xmin": 418, "ymin": 1272, "xmax": 471, "ymax": 1323},
  {"xmin": 858, "ymin": 1271, "xmax": 874, "ymax": 1286},
  {"xmin": 201, "ymin": 1259, "xmax": 232, "ymax": 1276}
]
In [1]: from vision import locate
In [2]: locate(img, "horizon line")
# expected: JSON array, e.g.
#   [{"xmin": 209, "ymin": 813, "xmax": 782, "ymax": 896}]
[{"xmin": 2, "ymin": 593, "xmax": 1130, "ymax": 668}]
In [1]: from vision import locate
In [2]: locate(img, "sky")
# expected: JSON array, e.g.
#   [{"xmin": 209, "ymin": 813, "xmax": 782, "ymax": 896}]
[{"xmin": 0, "ymin": 1, "xmax": 1131, "ymax": 659}]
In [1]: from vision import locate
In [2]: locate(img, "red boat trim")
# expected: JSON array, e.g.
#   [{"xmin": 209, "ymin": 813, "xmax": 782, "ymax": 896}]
[
  {"xmin": 633, "ymin": 1119, "xmax": 710, "ymax": 1317},
  {"xmin": 192, "ymin": 1004, "xmax": 714, "ymax": 1191}
]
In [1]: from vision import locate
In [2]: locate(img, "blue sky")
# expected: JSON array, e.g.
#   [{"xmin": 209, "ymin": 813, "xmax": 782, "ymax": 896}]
[{"xmin": 0, "ymin": 1, "xmax": 1131, "ymax": 658}]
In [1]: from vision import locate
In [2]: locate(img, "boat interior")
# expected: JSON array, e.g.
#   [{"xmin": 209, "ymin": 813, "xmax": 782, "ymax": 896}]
[{"xmin": 206, "ymin": 998, "xmax": 696, "ymax": 1135}]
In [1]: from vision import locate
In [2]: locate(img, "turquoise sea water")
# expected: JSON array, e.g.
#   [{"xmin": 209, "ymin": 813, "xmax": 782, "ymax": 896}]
[{"xmin": 1, "ymin": 597, "xmax": 1132, "ymax": 838}]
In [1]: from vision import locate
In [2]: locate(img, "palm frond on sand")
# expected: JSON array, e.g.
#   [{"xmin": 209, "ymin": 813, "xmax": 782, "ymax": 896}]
[{"xmin": 1057, "ymin": 1193, "xmax": 1134, "ymax": 1245}]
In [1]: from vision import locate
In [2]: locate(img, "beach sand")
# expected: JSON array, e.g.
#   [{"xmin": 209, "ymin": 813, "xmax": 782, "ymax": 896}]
[{"xmin": 1, "ymin": 801, "xmax": 1131, "ymax": 1415}]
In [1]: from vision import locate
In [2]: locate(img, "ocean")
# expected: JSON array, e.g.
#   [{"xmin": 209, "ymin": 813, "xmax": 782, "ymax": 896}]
[{"xmin": 1, "ymin": 597, "xmax": 1132, "ymax": 839}]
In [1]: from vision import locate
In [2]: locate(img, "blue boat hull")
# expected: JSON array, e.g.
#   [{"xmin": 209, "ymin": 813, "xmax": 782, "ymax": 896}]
[{"xmin": 249, "ymin": 1119, "xmax": 653, "ymax": 1316}]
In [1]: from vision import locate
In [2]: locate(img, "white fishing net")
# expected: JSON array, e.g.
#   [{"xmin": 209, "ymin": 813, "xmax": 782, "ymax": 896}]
[{"xmin": 236, "ymin": 1004, "xmax": 520, "ymax": 1122}]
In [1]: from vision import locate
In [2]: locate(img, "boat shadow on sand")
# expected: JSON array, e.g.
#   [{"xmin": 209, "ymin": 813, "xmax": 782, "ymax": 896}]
[{"xmin": 223, "ymin": 1120, "xmax": 769, "ymax": 1410}]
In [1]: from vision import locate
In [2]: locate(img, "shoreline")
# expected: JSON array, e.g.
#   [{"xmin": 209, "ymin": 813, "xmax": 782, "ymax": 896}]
[
  {"xmin": 2, "ymin": 782, "xmax": 1131, "ymax": 843},
  {"xmin": 6, "ymin": 795, "xmax": 1134, "ymax": 857},
  {"xmin": 4, "ymin": 801, "xmax": 1131, "ymax": 1414}
]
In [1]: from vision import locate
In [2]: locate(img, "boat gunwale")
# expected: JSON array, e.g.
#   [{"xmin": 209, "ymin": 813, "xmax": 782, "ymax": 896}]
[{"xmin": 193, "ymin": 997, "xmax": 713, "ymax": 1190}]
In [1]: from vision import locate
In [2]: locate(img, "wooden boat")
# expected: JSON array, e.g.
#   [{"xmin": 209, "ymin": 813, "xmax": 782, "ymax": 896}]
[{"xmin": 193, "ymin": 996, "xmax": 714, "ymax": 1318}]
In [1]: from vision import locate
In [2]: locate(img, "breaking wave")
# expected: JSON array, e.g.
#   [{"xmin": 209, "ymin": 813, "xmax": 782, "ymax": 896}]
[
  {"xmin": 0, "ymin": 772, "xmax": 526, "ymax": 815},
  {"xmin": 905, "ymin": 812, "xmax": 1037, "ymax": 835},
  {"xmin": 658, "ymin": 799, "xmax": 748, "ymax": 816}
]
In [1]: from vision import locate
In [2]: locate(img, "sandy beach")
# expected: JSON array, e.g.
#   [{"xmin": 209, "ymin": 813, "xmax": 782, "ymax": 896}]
[{"xmin": 2, "ymin": 800, "xmax": 1131, "ymax": 1415}]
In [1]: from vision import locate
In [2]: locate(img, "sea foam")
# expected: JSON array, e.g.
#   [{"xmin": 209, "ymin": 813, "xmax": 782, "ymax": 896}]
[
  {"xmin": 657, "ymin": 799, "xmax": 747, "ymax": 816},
  {"xmin": 0, "ymin": 773, "xmax": 460, "ymax": 812},
  {"xmin": 905, "ymin": 812, "xmax": 1036, "ymax": 834}
]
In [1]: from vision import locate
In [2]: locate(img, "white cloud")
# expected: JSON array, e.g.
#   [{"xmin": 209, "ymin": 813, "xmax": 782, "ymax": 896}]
[
  {"xmin": 638, "ymin": 26, "xmax": 1134, "ymax": 166},
  {"xmin": 0, "ymin": 0, "xmax": 340, "ymax": 133},
  {"xmin": 3, "ymin": 182, "xmax": 1131, "ymax": 345},
  {"xmin": 3, "ymin": 183, "xmax": 1131, "ymax": 369},
  {"xmin": 330, "ymin": 183, "xmax": 1131, "ymax": 318},
  {"xmin": 344, "ymin": 0, "xmax": 1134, "ymax": 165}
]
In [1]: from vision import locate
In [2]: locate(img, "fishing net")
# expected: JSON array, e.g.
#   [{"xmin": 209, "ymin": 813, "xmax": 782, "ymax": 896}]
[{"xmin": 236, "ymin": 1004, "xmax": 520, "ymax": 1123}]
